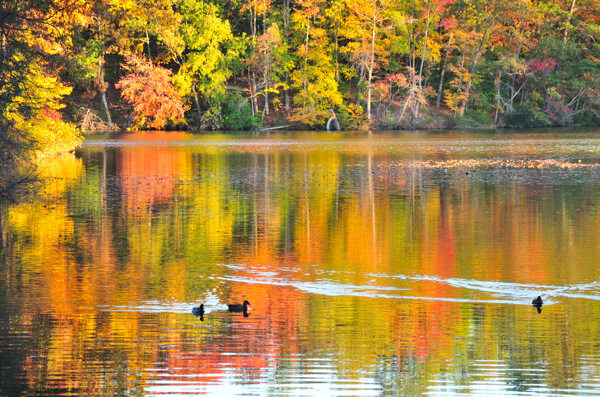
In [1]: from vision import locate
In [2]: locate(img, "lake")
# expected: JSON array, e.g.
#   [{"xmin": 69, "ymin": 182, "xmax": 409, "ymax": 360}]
[{"xmin": 2, "ymin": 129, "xmax": 600, "ymax": 396}]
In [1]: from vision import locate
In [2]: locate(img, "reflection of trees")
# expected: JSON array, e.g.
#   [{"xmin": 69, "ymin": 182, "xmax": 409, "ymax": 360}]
[{"xmin": 3, "ymin": 145, "xmax": 600, "ymax": 393}]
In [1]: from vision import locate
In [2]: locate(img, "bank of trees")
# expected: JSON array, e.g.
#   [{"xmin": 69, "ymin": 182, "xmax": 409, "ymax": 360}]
[{"xmin": 1, "ymin": 0, "xmax": 600, "ymax": 147}]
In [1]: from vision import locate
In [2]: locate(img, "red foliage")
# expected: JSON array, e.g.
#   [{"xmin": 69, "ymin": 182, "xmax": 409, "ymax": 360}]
[
  {"xmin": 387, "ymin": 72, "xmax": 408, "ymax": 86},
  {"xmin": 526, "ymin": 58, "xmax": 557, "ymax": 73},
  {"xmin": 438, "ymin": 16, "xmax": 456, "ymax": 30},
  {"xmin": 546, "ymin": 97, "xmax": 574, "ymax": 122},
  {"xmin": 116, "ymin": 56, "xmax": 187, "ymax": 130},
  {"xmin": 421, "ymin": 0, "xmax": 454, "ymax": 18}
]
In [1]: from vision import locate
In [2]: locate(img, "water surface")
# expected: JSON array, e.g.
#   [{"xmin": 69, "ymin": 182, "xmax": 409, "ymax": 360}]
[{"xmin": 2, "ymin": 129, "xmax": 600, "ymax": 396}]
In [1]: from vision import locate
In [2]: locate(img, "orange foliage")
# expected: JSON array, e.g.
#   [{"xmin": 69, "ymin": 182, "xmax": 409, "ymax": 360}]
[{"xmin": 116, "ymin": 56, "xmax": 187, "ymax": 130}]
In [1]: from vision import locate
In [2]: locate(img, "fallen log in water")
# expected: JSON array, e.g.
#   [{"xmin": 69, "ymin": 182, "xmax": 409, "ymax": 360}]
[{"xmin": 261, "ymin": 125, "xmax": 291, "ymax": 131}]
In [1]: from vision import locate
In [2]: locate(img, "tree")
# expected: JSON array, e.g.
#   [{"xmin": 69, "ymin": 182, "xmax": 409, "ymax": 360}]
[
  {"xmin": 170, "ymin": 0, "xmax": 243, "ymax": 128},
  {"xmin": 0, "ymin": 0, "xmax": 85, "ymax": 197},
  {"xmin": 116, "ymin": 56, "xmax": 187, "ymax": 129},
  {"xmin": 290, "ymin": 0, "xmax": 343, "ymax": 126},
  {"xmin": 241, "ymin": 0, "xmax": 274, "ymax": 115},
  {"xmin": 253, "ymin": 23, "xmax": 282, "ymax": 116},
  {"xmin": 0, "ymin": 0, "xmax": 83, "ymax": 162},
  {"xmin": 343, "ymin": 0, "xmax": 393, "ymax": 122},
  {"xmin": 444, "ymin": 0, "xmax": 499, "ymax": 116}
]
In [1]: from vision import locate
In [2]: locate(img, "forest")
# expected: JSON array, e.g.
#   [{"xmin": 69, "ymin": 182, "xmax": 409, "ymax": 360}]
[{"xmin": 0, "ymin": 0, "xmax": 599, "ymax": 162}]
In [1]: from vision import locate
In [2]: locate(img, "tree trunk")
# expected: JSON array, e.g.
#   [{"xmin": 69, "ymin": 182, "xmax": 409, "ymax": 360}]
[
  {"xmin": 263, "ymin": 67, "xmax": 269, "ymax": 116},
  {"xmin": 418, "ymin": 3, "xmax": 431, "ymax": 85},
  {"xmin": 494, "ymin": 69, "xmax": 501, "ymax": 125},
  {"xmin": 453, "ymin": 51, "xmax": 466, "ymax": 118},
  {"xmin": 98, "ymin": 56, "xmax": 113, "ymax": 129},
  {"xmin": 510, "ymin": 21, "xmax": 526, "ymax": 109},
  {"xmin": 145, "ymin": 29, "xmax": 151, "ymax": 60},
  {"xmin": 247, "ymin": 67, "xmax": 255, "ymax": 117},
  {"xmin": 335, "ymin": 29, "xmax": 340, "ymax": 83},
  {"xmin": 262, "ymin": 11, "xmax": 269, "ymax": 115},
  {"xmin": 563, "ymin": 0, "xmax": 577, "ymax": 43},
  {"xmin": 459, "ymin": 23, "xmax": 492, "ymax": 116},
  {"xmin": 356, "ymin": 64, "xmax": 364, "ymax": 106},
  {"xmin": 192, "ymin": 87, "xmax": 202, "ymax": 127},
  {"xmin": 101, "ymin": 90, "xmax": 112, "ymax": 127},
  {"xmin": 283, "ymin": 0, "xmax": 291, "ymax": 110},
  {"xmin": 303, "ymin": 14, "xmax": 310, "ymax": 108},
  {"xmin": 436, "ymin": 33, "xmax": 453, "ymax": 107},
  {"xmin": 249, "ymin": 7, "xmax": 258, "ymax": 114},
  {"xmin": 284, "ymin": 74, "xmax": 290, "ymax": 111},
  {"xmin": 251, "ymin": 70, "xmax": 258, "ymax": 115},
  {"xmin": 366, "ymin": 9, "xmax": 376, "ymax": 122}
]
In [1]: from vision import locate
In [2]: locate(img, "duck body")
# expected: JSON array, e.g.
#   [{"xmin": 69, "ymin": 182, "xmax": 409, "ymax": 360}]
[
  {"xmin": 192, "ymin": 304, "xmax": 204, "ymax": 317},
  {"xmin": 228, "ymin": 300, "xmax": 250, "ymax": 313},
  {"xmin": 532, "ymin": 296, "xmax": 543, "ymax": 307}
]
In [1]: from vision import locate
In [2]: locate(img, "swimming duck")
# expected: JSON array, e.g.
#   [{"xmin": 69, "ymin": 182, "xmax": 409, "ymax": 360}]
[
  {"xmin": 532, "ymin": 296, "xmax": 543, "ymax": 307},
  {"xmin": 228, "ymin": 300, "xmax": 250, "ymax": 313},
  {"xmin": 192, "ymin": 304, "xmax": 204, "ymax": 317}
]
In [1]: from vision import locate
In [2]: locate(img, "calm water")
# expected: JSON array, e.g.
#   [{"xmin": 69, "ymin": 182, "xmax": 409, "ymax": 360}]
[{"xmin": 2, "ymin": 130, "xmax": 600, "ymax": 396}]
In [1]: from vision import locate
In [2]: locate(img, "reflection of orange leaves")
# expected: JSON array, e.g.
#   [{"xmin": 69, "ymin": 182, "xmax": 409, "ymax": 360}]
[
  {"xmin": 159, "ymin": 283, "xmax": 304, "ymax": 386},
  {"xmin": 117, "ymin": 146, "xmax": 188, "ymax": 210},
  {"xmin": 231, "ymin": 283, "xmax": 304, "ymax": 354},
  {"xmin": 393, "ymin": 301, "xmax": 458, "ymax": 362}
]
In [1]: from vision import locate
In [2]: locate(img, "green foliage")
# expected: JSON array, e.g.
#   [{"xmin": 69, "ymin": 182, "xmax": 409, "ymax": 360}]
[
  {"xmin": 222, "ymin": 94, "xmax": 261, "ymax": 130},
  {"xmin": 507, "ymin": 103, "xmax": 552, "ymax": 128},
  {"xmin": 455, "ymin": 110, "xmax": 494, "ymax": 128},
  {"xmin": 336, "ymin": 104, "xmax": 367, "ymax": 129},
  {"xmin": 69, "ymin": 40, "xmax": 102, "ymax": 84},
  {"xmin": 199, "ymin": 104, "xmax": 225, "ymax": 130},
  {"xmin": 172, "ymin": 0, "xmax": 243, "ymax": 116}
]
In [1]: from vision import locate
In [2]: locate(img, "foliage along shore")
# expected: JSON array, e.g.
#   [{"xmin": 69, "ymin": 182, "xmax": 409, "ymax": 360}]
[{"xmin": 1, "ymin": 0, "xmax": 599, "ymax": 160}]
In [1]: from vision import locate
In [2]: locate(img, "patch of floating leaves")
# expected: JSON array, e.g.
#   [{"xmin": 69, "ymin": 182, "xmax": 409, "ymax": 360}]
[{"xmin": 386, "ymin": 159, "xmax": 598, "ymax": 170}]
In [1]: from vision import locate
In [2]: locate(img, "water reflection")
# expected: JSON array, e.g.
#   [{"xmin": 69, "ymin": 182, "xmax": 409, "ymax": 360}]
[{"xmin": 2, "ymin": 131, "xmax": 600, "ymax": 395}]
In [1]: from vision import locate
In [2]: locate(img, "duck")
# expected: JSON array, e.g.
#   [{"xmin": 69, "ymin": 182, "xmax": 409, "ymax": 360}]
[
  {"xmin": 228, "ymin": 300, "xmax": 250, "ymax": 313},
  {"xmin": 532, "ymin": 296, "xmax": 543, "ymax": 307},
  {"xmin": 192, "ymin": 304, "xmax": 204, "ymax": 317}
]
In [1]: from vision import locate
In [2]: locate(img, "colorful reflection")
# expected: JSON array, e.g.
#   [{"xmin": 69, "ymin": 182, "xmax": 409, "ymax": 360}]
[{"xmin": 2, "ymin": 131, "xmax": 600, "ymax": 395}]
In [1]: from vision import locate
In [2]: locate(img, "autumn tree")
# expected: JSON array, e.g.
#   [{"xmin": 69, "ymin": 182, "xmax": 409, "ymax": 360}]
[
  {"xmin": 252, "ymin": 23, "xmax": 283, "ymax": 116},
  {"xmin": 242, "ymin": 0, "xmax": 274, "ymax": 115},
  {"xmin": 0, "ymin": 0, "xmax": 83, "ymax": 161},
  {"xmin": 290, "ymin": 0, "xmax": 343, "ymax": 126},
  {"xmin": 443, "ymin": 0, "xmax": 500, "ymax": 117},
  {"xmin": 170, "ymin": 0, "xmax": 244, "ymax": 128},
  {"xmin": 343, "ymin": 0, "xmax": 393, "ymax": 122},
  {"xmin": 116, "ymin": 56, "xmax": 186, "ymax": 129}
]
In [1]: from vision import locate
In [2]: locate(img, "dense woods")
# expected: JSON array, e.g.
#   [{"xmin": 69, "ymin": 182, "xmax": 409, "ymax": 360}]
[{"xmin": 0, "ymin": 0, "xmax": 599, "ymax": 160}]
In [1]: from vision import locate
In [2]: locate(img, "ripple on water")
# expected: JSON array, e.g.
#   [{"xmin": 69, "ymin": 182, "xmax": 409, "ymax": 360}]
[{"xmin": 206, "ymin": 264, "xmax": 600, "ymax": 307}]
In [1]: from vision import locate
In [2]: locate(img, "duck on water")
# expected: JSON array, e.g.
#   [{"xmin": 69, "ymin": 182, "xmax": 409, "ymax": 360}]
[
  {"xmin": 228, "ymin": 300, "xmax": 250, "ymax": 313},
  {"xmin": 192, "ymin": 301, "xmax": 251, "ymax": 319},
  {"xmin": 192, "ymin": 304, "xmax": 204, "ymax": 316},
  {"xmin": 192, "ymin": 304, "xmax": 205, "ymax": 321}
]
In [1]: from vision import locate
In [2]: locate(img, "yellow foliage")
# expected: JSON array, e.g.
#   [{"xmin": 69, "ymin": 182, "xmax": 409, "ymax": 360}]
[
  {"xmin": 27, "ymin": 116, "xmax": 84, "ymax": 160},
  {"xmin": 1, "ymin": 60, "xmax": 83, "ymax": 159},
  {"xmin": 3, "ymin": 61, "xmax": 72, "ymax": 126}
]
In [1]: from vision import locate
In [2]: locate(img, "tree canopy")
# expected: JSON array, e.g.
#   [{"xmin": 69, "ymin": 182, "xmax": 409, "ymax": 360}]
[{"xmin": 1, "ymin": 0, "xmax": 599, "ymax": 140}]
